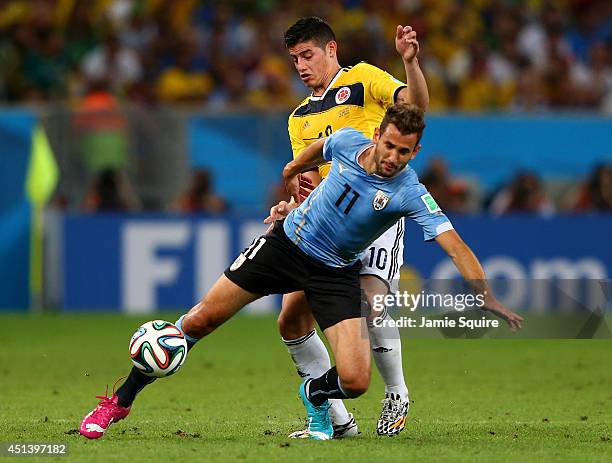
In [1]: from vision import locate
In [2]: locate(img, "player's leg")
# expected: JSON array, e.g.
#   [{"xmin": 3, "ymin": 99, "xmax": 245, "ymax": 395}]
[
  {"xmin": 292, "ymin": 317, "xmax": 370, "ymax": 440},
  {"xmin": 362, "ymin": 274, "xmax": 410, "ymax": 436},
  {"xmin": 115, "ymin": 276, "xmax": 259, "ymax": 406},
  {"xmin": 320, "ymin": 317, "xmax": 371, "ymax": 398},
  {"xmin": 360, "ymin": 219, "xmax": 410, "ymax": 436},
  {"xmin": 80, "ymin": 224, "xmax": 300, "ymax": 440},
  {"xmin": 290, "ymin": 262, "xmax": 366, "ymax": 440},
  {"xmin": 118, "ymin": 276, "xmax": 258, "ymax": 405},
  {"xmin": 362, "ymin": 274, "xmax": 409, "ymax": 399},
  {"xmin": 278, "ymin": 291, "xmax": 355, "ymax": 434},
  {"xmin": 80, "ymin": 275, "xmax": 261, "ymax": 439},
  {"xmin": 278, "ymin": 291, "xmax": 316, "ymax": 340},
  {"xmin": 181, "ymin": 275, "xmax": 260, "ymax": 337}
]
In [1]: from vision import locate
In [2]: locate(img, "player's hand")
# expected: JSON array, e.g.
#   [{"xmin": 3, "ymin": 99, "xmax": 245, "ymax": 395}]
[
  {"xmin": 396, "ymin": 25, "xmax": 419, "ymax": 62},
  {"xmin": 482, "ymin": 297, "xmax": 524, "ymax": 332},
  {"xmin": 263, "ymin": 198, "xmax": 297, "ymax": 226},
  {"xmin": 299, "ymin": 175, "xmax": 315, "ymax": 201},
  {"xmin": 284, "ymin": 172, "xmax": 300, "ymax": 203}
]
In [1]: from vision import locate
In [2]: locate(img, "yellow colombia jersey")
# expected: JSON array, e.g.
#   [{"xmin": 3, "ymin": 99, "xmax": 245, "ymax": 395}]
[{"xmin": 288, "ymin": 62, "xmax": 406, "ymax": 178}]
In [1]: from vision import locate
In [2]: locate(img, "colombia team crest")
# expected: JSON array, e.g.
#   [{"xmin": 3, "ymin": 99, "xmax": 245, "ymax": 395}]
[
  {"xmin": 335, "ymin": 87, "xmax": 351, "ymax": 104},
  {"xmin": 372, "ymin": 190, "xmax": 390, "ymax": 211}
]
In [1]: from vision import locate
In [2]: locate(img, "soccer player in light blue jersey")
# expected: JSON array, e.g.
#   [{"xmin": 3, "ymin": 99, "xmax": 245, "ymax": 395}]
[
  {"xmin": 80, "ymin": 103, "xmax": 522, "ymax": 441},
  {"xmin": 281, "ymin": 124, "xmax": 452, "ymax": 268},
  {"xmin": 265, "ymin": 103, "xmax": 523, "ymax": 438}
]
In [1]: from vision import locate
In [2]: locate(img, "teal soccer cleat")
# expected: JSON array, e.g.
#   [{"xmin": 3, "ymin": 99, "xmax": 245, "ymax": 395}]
[{"xmin": 288, "ymin": 380, "xmax": 334, "ymax": 440}]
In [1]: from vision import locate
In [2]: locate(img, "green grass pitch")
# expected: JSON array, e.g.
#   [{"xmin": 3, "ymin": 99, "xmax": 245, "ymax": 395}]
[{"xmin": 1, "ymin": 313, "xmax": 611, "ymax": 462}]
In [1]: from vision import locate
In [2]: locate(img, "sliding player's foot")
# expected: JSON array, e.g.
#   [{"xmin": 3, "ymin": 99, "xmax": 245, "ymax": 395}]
[
  {"xmin": 291, "ymin": 412, "xmax": 358, "ymax": 439},
  {"xmin": 80, "ymin": 393, "xmax": 130, "ymax": 439},
  {"xmin": 377, "ymin": 392, "xmax": 409, "ymax": 436},
  {"xmin": 333, "ymin": 413, "xmax": 359, "ymax": 438},
  {"xmin": 288, "ymin": 380, "xmax": 333, "ymax": 440}
]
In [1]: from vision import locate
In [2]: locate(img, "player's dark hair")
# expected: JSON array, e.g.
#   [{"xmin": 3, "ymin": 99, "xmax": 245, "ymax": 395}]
[
  {"xmin": 380, "ymin": 103, "xmax": 426, "ymax": 144},
  {"xmin": 284, "ymin": 17, "xmax": 336, "ymax": 49}
]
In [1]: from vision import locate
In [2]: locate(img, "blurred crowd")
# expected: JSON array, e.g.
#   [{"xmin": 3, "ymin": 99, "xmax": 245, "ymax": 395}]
[
  {"xmin": 1, "ymin": 0, "xmax": 611, "ymax": 111},
  {"xmin": 419, "ymin": 161, "xmax": 612, "ymax": 214},
  {"xmin": 3, "ymin": 0, "xmax": 610, "ymax": 215},
  {"xmin": 82, "ymin": 162, "xmax": 612, "ymax": 215},
  {"xmin": 81, "ymin": 168, "xmax": 227, "ymax": 213}
]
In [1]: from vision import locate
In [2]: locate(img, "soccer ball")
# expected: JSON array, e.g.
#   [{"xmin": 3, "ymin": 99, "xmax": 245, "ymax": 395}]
[{"xmin": 129, "ymin": 320, "xmax": 188, "ymax": 377}]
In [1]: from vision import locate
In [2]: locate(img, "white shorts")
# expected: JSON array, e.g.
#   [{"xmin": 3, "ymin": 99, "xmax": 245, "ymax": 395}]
[{"xmin": 359, "ymin": 218, "xmax": 404, "ymax": 292}]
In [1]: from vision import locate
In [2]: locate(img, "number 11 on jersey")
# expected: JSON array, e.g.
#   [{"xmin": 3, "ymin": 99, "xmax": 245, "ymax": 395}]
[{"xmin": 335, "ymin": 183, "xmax": 360, "ymax": 214}]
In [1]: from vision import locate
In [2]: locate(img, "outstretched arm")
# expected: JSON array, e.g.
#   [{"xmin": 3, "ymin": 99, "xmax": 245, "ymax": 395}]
[
  {"xmin": 435, "ymin": 230, "xmax": 524, "ymax": 331},
  {"xmin": 395, "ymin": 25, "xmax": 429, "ymax": 111}
]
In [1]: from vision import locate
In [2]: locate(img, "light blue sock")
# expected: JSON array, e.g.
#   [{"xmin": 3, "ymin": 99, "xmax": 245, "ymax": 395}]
[{"xmin": 175, "ymin": 315, "xmax": 201, "ymax": 350}]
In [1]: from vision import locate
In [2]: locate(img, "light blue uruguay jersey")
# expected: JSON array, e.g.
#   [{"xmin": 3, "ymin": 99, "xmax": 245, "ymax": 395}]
[{"xmin": 283, "ymin": 127, "xmax": 454, "ymax": 267}]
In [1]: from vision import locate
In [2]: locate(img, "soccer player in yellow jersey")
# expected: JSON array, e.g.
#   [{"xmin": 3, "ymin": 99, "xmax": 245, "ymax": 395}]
[{"xmin": 280, "ymin": 17, "xmax": 430, "ymax": 437}]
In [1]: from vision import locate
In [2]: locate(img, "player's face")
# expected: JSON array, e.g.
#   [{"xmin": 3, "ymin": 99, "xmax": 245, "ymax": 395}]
[
  {"xmin": 372, "ymin": 124, "xmax": 421, "ymax": 177},
  {"xmin": 288, "ymin": 40, "xmax": 337, "ymax": 90}
]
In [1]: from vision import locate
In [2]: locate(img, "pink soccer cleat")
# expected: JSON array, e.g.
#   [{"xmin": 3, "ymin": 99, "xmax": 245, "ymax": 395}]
[{"xmin": 80, "ymin": 393, "xmax": 130, "ymax": 439}]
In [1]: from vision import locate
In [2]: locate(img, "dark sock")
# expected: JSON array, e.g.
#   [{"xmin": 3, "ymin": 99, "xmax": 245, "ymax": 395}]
[
  {"xmin": 115, "ymin": 367, "xmax": 156, "ymax": 407},
  {"xmin": 306, "ymin": 366, "xmax": 348, "ymax": 406},
  {"xmin": 185, "ymin": 338, "xmax": 198, "ymax": 350}
]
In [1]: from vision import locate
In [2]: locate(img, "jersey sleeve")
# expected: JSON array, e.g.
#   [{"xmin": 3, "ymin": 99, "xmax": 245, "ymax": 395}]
[
  {"xmin": 288, "ymin": 112, "xmax": 307, "ymax": 159},
  {"xmin": 358, "ymin": 62, "xmax": 407, "ymax": 108},
  {"xmin": 402, "ymin": 188, "xmax": 454, "ymax": 241},
  {"xmin": 322, "ymin": 127, "xmax": 347, "ymax": 161},
  {"xmin": 322, "ymin": 135, "xmax": 334, "ymax": 162},
  {"xmin": 323, "ymin": 128, "xmax": 370, "ymax": 163}
]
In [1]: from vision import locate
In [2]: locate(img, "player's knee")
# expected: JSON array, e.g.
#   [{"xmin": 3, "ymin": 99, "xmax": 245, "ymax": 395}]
[
  {"xmin": 278, "ymin": 315, "xmax": 310, "ymax": 340},
  {"xmin": 277, "ymin": 309, "xmax": 314, "ymax": 341},
  {"xmin": 339, "ymin": 370, "xmax": 370, "ymax": 398}
]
